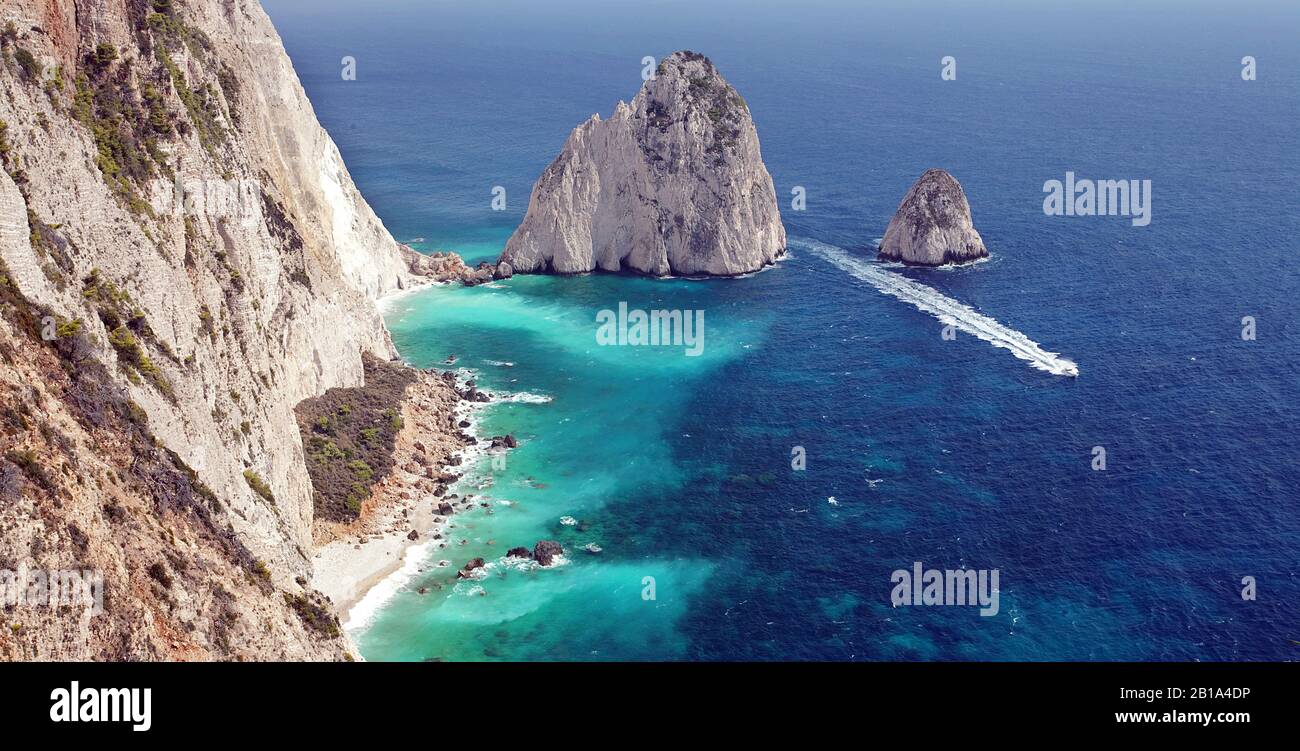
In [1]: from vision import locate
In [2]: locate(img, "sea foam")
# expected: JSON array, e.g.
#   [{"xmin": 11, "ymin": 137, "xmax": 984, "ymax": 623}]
[{"xmin": 796, "ymin": 238, "xmax": 1078, "ymax": 377}]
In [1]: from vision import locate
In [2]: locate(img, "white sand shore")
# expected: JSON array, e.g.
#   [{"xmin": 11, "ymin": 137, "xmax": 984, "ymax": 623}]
[
  {"xmin": 312, "ymin": 486, "xmax": 447, "ymax": 620},
  {"xmin": 311, "ymin": 368, "xmax": 498, "ymax": 627},
  {"xmin": 375, "ymin": 277, "xmax": 439, "ymax": 315}
]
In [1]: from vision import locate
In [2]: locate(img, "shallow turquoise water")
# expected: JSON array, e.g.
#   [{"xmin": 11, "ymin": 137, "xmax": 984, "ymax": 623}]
[{"xmin": 358, "ymin": 274, "xmax": 763, "ymax": 660}]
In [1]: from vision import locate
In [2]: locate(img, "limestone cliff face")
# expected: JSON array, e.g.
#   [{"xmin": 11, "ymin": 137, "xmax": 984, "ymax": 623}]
[
  {"xmin": 499, "ymin": 51, "xmax": 786, "ymax": 277},
  {"xmin": 0, "ymin": 0, "xmax": 419, "ymax": 659},
  {"xmin": 878, "ymin": 169, "xmax": 988, "ymax": 266}
]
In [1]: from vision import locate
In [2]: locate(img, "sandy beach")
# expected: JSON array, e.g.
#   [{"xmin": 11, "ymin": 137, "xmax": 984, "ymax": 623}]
[{"xmin": 310, "ymin": 366, "xmax": 482, "ymax": 621}]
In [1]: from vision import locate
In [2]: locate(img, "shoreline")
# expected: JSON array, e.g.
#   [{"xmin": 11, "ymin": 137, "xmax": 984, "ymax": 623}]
[
  {"xmin": 310, "ymin": 365, "xmax": 499, "ymax": 630},
  {"xmin": 375, "ymin": 277, "xmax": 440, "ymax": 315}
]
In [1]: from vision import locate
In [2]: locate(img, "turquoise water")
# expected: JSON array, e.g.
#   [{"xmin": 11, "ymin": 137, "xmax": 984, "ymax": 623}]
[
  {"xmin": 358, "ymin": 274, "xmax": 763, "ymax": 660},
  {"xmin": 266, "ymin": 0, "xmax": 1300, "ymax": 660}
]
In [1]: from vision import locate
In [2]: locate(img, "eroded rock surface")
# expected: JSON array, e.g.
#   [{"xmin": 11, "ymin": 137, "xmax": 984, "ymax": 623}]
[
  {"xmin": 878, "ymin": 169, "xmax": 988, "ymax": 266},
  {"xmin": 499, "ymin": 51, "xmax": 785, "ymax": 276}
]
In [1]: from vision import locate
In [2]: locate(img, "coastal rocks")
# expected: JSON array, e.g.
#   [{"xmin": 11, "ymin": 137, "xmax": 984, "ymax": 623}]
[
  {"xmin": 400, "ymin": 246, "xmax": 513, "ymax": 286},
  {"xmin": 878, "ymin": 169, "xmax": 988, "ymax": 266},
  {"xmin": 490, "ymin": 435, "xmax": 518, "ymax": 449},
  {"xmin": 459, "ymin": 380, "xmax": 492, "ymax": 403},
  {"xmin": 532, "ymin": 540, "xmax": 565, "ymax": 566},
  {"xmin": 457, "ymin": 558, "xmax": 487, "ymax": 579},
  {"xmin": 506, "ymin": 547, "xmax": 532, "ymax": 559},
  {"xmin": 438, "ymin": 502, "xmax": 455, "ymax": 516},
  {"xmin": 499, "ymin": 50, "xmax": 786, "ymax": 277}
]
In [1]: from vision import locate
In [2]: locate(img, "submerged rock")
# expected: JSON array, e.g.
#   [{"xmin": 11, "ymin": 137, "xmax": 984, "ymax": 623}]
[
  {"xmin": 499, "ymin": 51, "xmax": 786, "ymax": 276},
  {"xmin": 878, "ymin": 169, "xmax": 988, "ymax": 266}
]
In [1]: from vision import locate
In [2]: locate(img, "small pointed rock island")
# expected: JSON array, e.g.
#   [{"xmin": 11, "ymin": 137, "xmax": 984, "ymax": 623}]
[
  {"xmin": 878, "ymin": 169, "xmax": 988, "ymax": 266},
  {"xmin": 498, "ymin": 51, "xmax": 786, "ymax": 276}
]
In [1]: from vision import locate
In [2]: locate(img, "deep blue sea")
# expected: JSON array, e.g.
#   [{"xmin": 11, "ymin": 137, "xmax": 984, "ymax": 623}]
[{"xmin": 264, "ymin": 0, "xmax": 1300, "ymax": 660}]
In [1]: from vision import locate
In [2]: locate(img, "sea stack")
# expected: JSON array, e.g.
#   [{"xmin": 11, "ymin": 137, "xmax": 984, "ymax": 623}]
[
  {"xmin": 498, "ymin": 51, "xmax": 786, "ymax": 276},
  {"xmin": 878, "ymin": 169, "xmax": 988, "ymax": 266}
]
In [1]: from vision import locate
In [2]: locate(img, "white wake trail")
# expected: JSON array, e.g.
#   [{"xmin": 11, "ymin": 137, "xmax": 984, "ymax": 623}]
[{"xmin": 796, "ymin": 238, "xmax": 1079, "ymax": 377}]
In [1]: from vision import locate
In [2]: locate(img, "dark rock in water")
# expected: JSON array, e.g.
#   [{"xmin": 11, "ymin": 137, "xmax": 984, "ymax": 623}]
[
  {"xmin": 407, "ymin": 530, "xmax": 419, "ymax": 541},
  {"xmin": 456, "ymin": 557, "xmax": 486, "ymax": 578},
  {"xmin": 878, "ymin": 169, "xmax": 988, "ymax": 266},
  {"xmin": 437, "ymin": 502, "xmax": 454, "ymax": 516},
  {"xmin": 490, "ymin": 434, "xmax": 519, "ymax": 449},
  {"xmin": 458, "ymin": 420, "xmax": 471, "ymax": 428},
  {"xmin": 532, "ymin": 540, "xmax": 564, "ymax": 566},
  {"xmin": 495, "ymin": 262, "xmax": 514, "ymax": 280},
  {"xmin": 506, "ymin": 546, "xmax": 532, "ymax": 559}
]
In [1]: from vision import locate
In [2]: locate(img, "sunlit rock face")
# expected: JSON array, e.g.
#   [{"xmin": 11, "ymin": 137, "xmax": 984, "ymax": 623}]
[
  {"xmin": 500, "ymin": 51, "xmax": 786, "ymax": 277},
  {"xmin": 879, "ymin": 169, "xmax": 988, "ymax": 266}
]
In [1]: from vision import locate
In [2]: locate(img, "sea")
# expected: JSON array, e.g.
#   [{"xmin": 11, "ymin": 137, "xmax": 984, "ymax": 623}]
[{"xmin": 263, "ymin": 0, "xmax": 1300, "ymax": 660}]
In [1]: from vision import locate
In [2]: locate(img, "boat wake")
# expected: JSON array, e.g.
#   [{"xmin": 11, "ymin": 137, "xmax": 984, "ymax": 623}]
[{"xmin": 795, "ymin": 238, "xmax": 1078, "ymax": 377}]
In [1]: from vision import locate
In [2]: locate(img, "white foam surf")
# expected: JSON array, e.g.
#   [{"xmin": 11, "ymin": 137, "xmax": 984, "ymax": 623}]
[{"xmin": 795, "ymin": 238, "xmax": 1078, "ymax": 377}]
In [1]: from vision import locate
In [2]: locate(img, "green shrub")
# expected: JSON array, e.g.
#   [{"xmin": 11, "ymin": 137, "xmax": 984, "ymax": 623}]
[
  {"xmin": 347, "ymin": 460, "xmax": 373, "ymax": 481},
  {"xmin": 242, "ymin": 469, "xmax": 274, "ymax": 505},
  {"xmin": 294, "ymin": 356, "xmax": 415, "ymax": 522},
  {"xmin": 13, "ymin": 47, "xmax": 39, "ymax": 79},
  {"xmin": 92, "ymin": 43, "xmax": 118, "ymax": 70},
  {"xmin": 283, "ymin": 593, "xmax": 340, "ymax": 638},
  {"xmin": 107, "ymin": 325, "xmax": 173, "ymax": 398},
  {"xmin": 55, "ymin": 318, "xmax": 82, "ymax": 339}
]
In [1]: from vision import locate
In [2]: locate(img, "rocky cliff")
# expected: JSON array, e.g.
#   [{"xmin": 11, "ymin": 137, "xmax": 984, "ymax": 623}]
[
  {"xmin": 0, "ymin": 0, "xmax": 424, "ymax": 659},
  {"xmin": 878, "ymin": 169, "xmax": 988, "ymax": 266},
  {"xmin": 499, "ymin": 51, "xmax": 785, "ymax": 277}
]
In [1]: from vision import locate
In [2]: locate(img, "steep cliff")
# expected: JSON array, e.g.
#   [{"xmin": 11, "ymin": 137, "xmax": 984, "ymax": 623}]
[
  {"xmin": 499, "ymin": 51, "xmax": 785, "ymax": 277},
  {"xmin": 878, "ymin": 169, "xmax": 988, "ymax": 266},
  {"xmin": 0, "ymin": 0, "xmax": 421, "ymax": 659}
]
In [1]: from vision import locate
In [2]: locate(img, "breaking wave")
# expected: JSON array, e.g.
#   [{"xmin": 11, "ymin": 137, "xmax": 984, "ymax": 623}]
[{"xmin": 796, "ymin": 238, "xmax": 1078, "ymax": 377}]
